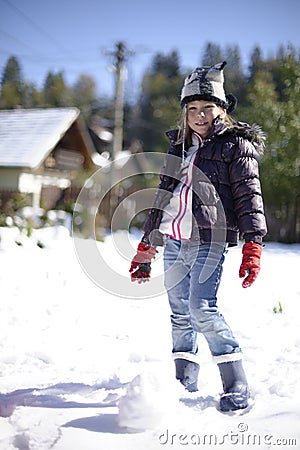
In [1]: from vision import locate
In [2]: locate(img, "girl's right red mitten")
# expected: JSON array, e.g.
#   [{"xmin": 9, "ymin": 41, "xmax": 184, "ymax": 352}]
[{"xmin": 129, "ymin": 242, "xmax": 156, "ymax": 283}]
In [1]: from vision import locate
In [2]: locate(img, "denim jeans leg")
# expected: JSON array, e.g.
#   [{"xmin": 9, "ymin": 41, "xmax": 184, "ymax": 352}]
[
  {"xmin": 164, "ymin": 238, "xmax": 197, "ymax": 355},
  {"xmin": 189, "ymin": 243, "xmax": 241, "ymax": 357},
  {"xmin": 164, "ymin": 239, "xmax": 241, "ymax": 359}
]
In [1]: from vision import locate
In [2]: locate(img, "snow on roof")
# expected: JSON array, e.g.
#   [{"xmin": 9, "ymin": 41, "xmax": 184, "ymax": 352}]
[{"xmin": 0, "ymin": 108, "xmax": 80, "ymax": 169}]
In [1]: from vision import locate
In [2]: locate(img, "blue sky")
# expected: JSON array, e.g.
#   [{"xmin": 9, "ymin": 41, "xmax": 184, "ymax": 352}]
[{"xmin": 0, "ymin": 0, "xmax": 299, "ymax": 100}]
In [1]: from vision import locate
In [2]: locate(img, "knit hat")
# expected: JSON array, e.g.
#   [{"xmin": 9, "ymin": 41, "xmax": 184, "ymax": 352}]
[{"xmin": 180, "ymin": 61, "xmax": 237, "ymax": 113}]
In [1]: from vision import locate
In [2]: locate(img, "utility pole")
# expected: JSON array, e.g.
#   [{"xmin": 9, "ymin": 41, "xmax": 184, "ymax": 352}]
[
  {"xmin": 106, "ymin": 41, "xmax": 132, "ymax": 226},
  {"xmin": 112, "ymin": 41, "xmax": 126, "ymax": 161}
]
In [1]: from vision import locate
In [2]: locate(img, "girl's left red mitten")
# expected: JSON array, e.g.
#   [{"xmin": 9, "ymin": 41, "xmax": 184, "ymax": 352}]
[
  {"xmin": 129, "ymin": 242, "xmax": 156, "ymax": 283},
  {"xmin": 239, "ymin": 242, "xmax": 262, "ymax": 288}
]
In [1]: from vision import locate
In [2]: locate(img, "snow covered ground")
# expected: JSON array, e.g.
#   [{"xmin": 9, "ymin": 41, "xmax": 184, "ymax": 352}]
[{"xmin": 0, "ymin": 225, "xmax": 299, "ymax": 450}]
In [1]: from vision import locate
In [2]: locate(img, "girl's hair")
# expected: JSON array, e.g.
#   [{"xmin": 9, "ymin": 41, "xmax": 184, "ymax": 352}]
[{"xmin": 176, "ymin": 104, "xmax": 235, "ymax": 146}]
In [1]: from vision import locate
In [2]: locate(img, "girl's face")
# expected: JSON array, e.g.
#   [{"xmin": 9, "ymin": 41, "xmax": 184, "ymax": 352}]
[{"xmin": 187, "ymin": 100, "xmax": 225, "ymax": 138}]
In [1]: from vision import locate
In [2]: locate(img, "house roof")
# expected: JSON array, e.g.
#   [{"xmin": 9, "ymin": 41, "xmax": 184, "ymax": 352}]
[{"xmin": 0, "ymin": 107, "xmax": 85, "ymax": 169}]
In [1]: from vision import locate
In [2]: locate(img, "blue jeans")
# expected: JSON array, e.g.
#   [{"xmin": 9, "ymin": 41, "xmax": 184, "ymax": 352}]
[{"xmin": 163, "ymin": 237, "xmax": 242, "ymax": 358}]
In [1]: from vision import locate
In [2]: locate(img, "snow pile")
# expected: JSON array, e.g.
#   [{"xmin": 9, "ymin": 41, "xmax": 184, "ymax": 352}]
[{"xmin": 118, "ymin": 369, "xmax": 179, "ymax": 431}]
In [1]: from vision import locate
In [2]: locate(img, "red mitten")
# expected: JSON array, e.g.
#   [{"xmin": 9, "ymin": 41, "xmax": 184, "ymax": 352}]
[
  {"xmin": 239, "ymin": 242, "xmax": 262, "ymax": 288},
  {"xmin": 129, "ymin": 242, "xmax": 156, "ymax": 283}
]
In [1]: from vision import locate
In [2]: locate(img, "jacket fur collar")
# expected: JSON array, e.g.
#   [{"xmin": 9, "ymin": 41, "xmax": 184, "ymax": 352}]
[{"xmin": 223, "ymin": 121, "xmax": 266, "ymax": 155}]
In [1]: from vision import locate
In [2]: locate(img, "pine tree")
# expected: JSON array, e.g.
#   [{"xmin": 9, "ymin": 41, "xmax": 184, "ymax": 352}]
[
  {"xmin": 72, "ymin": 74, "xmax": 97, "ymax": 121},
  {"xmin": 0, "ymin": 56, "xmax": 24, "ymax": 108},
  {"xmin": 1, "ymin": 55, "xmax": 22, "ymax": 85},
  {"xmin": 223, "ymin": 45, "xmax": 247, "ymax": 105},
  {"xmin": 201, "ymin": 42, "xmax": 223, "ymax": 66},
  {"xmin": 136, "ymin": 50, "xmax": 182, "ymax": 152},
  {"xmin": 243, "ymin": 45, "xmax": 300, "ymax": 242},
  {"xmin": 42, "ymin": 71, "xmax": 72, "ymax": 107}
]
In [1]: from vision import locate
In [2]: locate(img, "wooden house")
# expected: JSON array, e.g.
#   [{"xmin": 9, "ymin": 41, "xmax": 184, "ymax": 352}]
[{"xmin": 0, "ymin": 107, "xmax": 97, "ymax": 210}]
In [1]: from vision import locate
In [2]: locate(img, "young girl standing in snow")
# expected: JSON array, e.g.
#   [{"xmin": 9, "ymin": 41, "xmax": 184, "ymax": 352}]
[{"xmin": 129, "ymin": 62, "xmax": 267, "ymax": 412}]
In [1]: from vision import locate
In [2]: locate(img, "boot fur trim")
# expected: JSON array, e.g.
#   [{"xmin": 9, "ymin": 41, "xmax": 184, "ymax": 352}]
[
  {"xmin": 213, "ymin": 353, "xmax": 243, "ymax": 364},
  {"xmin": 172, "ymin": 352, "xmax": 199, "ymax": 364}
]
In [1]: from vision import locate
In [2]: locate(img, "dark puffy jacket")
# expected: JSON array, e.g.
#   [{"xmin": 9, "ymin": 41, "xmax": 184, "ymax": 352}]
[{"xmin": 142, "ymin": 120, "xmax": 267, "ymax": 246}]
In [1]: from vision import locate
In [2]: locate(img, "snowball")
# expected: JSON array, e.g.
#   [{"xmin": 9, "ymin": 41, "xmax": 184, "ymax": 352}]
[{"xmin": 118, "ymin": 369, "xmax": 178, "ymax": 431}]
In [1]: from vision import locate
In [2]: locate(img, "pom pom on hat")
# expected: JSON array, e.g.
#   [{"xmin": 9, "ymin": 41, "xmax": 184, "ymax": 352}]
[
  {"xmin": 225, "ymin": 93, "xmax": 238, "ymax": 113},
  {"xmin": 180, "ymin": 61, "xmax": 237, "ymax": 113}
]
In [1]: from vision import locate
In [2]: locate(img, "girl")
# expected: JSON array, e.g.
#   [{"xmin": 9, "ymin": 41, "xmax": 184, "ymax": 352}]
[{"xmin": 129, "ymin": 61, "xmax": 267, "ymax": 412}]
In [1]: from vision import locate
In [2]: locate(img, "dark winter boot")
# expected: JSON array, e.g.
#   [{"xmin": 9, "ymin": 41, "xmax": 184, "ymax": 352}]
[
  {"xmin": 218, "ymin": 360, "xmax": 250, "ymax": 412},
  {"xmin": 175, "ymin": 358, "xmax": 200, "ymax": 392}
]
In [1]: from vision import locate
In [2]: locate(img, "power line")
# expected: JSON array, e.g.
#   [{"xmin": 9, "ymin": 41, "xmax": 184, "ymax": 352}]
[
  {"xmin": 0, "ymin": 29, "xmax": 39, "ymax": 53},
  {"xmin": 2, "ymin": 0, "xmax": 70, "ymax": 53}
]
